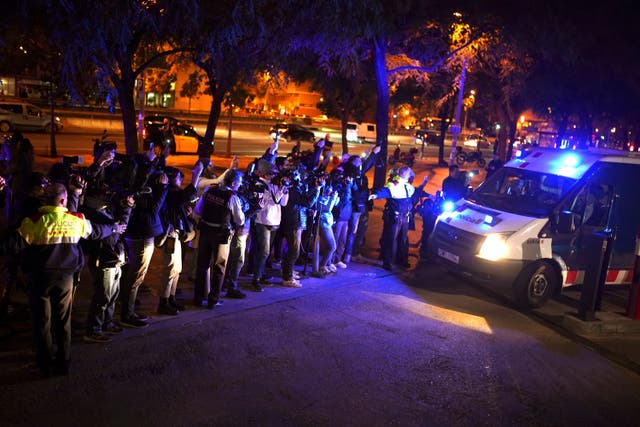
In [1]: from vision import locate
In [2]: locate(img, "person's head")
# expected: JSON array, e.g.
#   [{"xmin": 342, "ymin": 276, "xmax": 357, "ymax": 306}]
[
  {"xmin": 398, "ymin": 166, "xmax": 412, "ymax": 181},
  {"xmin": 224, "ymin": 169, "xmax": 244, "ymax": 191},
  {"xmin": 165, "ymin": 167, "xmax": 184, "ymax": 187},
  {"xmin": 449, "ymin": 164, "xmax": 459, "ymax": 177},
  {"xmin": 324, "ymin": 133, "xmax": 331, "ymax": 141},
  {"xmin": 349, "ymin": 155, "xmax": 363, "ymax": 169},
  {"xmin": 44, "ymin": 183, "xmax": 67, "ymax": 207},
  {"xmin": 256, "ymin": 159, "xmax": 276, "ymax": 179},
  {"xmin": 340, "ymin": 153, "xmax": 350, "ymax": 164}
]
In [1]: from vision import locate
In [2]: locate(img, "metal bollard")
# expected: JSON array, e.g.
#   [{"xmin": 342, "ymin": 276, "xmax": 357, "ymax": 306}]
[{"xmin": 578, "ymin": 231, "xmax": 613, "ymax": 321}]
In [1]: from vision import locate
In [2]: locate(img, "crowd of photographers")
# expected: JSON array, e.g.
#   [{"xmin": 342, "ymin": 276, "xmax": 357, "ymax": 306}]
[{"xmin": 0, "ymin": 127, "xmax": 452, "ymax": 377}]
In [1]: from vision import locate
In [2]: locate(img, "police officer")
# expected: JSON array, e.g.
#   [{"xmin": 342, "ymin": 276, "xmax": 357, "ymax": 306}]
[
  {"xmin": 194, "ymin": 169, "xmax": 245, "ymax": 308},
  {"xmin": 4, "ymin": 183, "xmax": 124, "ymax": 376},
  {"xmin": 369, "ymin": 166, "xmax": 426, "ymax": 270}
]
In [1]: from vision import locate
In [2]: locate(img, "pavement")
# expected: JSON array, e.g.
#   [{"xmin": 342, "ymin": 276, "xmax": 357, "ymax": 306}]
[{"xmin": 2, "ymin": 152, "xmax": 640, "ymax": 377}]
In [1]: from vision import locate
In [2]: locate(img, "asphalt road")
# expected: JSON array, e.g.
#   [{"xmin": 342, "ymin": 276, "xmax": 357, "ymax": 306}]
[{"xmin": 1, "ymin": 256, "xmax": 639, "ymax": 426}]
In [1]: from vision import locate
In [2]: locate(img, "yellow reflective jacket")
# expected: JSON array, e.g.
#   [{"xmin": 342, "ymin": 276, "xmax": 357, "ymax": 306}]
[{"xmin": 18, "ymin": 205, "xmax": 109, "ymax": 273}]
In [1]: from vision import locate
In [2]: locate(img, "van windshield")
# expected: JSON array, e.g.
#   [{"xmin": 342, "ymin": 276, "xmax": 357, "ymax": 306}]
[{"xmin": 468, "ymin": 167, "xmax": 577, "ymax": 217}]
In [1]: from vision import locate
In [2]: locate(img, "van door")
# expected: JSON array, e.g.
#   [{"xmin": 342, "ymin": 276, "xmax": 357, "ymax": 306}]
[{"xmin": 550, "ymin": 165, "xmax": 617, "ymax": 286}]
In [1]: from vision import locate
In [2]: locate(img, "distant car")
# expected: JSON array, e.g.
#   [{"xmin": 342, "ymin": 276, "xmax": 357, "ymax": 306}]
[
  {"xmin": 0, "ymin": 100, "xmax": 63, "ymax": 133},
  {"xmin": 271, "ymin": 123, "xmax": 315, "ymax": 142},
  {"xmin": 143, "ymin": 115, "xmax": 202, "ymax": 154},
  {"xmin": 269, "ymin": 123, "xmax": 289, "ymax": 140},
  {"xmin": 463, "ymin": 133, "xmax": 489, "ymax": 149},
  {"xmin": 414, "ymin": 129, "xmax": 440, "ymax": 145}
]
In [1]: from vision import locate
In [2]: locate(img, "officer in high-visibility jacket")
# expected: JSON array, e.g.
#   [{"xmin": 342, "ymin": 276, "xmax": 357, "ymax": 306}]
[
  {"xmin": 7, "ymin": 183, "xmax": 124, "ymax": 377},
  {"xmin": 369, "ymin": 167, "xmax": 428, "ymax": 270}
]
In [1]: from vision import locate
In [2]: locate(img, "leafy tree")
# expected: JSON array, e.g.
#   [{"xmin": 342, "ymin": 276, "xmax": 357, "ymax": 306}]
[
  {"xmin": 48, "ymin": 0, "xmax": 197, "ymax": 154},
  {"xmin": 180, "ymin": 70, "xmax": 204, "ymax": 113}
]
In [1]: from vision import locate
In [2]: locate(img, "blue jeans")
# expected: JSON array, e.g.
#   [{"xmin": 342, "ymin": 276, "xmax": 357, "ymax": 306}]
[
  {"xmin": 318, "ymin": 224, "xmax": 336, "ymax": 268},
  {"xmin": 86, "ymin": 264, "xmax": 122, "ymax": 334},
  {"xmin": 121, "ymin": 237, "xmax": 155, "ymax": 319},
  {"xmin": 333, "ymin": 220, "xmax": 349, "ymax": 263},
  {"xmin": 252, "ymin": 223, "xmax": 277, "ymax": 281}
]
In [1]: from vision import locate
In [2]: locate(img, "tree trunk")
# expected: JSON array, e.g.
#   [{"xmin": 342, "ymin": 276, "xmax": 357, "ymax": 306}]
[
  {"xmin": 117, "ymin": 81, "xmax": 139, "ymax": 155},
  {"xmin": 340, "ymin": 110, "xmax": 349, "ymax": 155},
  {"xmin": 373, "ymin": 36, "xmax": 389, "ymax": 190}
]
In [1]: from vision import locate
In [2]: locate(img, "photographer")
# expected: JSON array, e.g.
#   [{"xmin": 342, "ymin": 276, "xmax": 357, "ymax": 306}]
[
  {"xmin": 329, "ymin": 166, "xmax": 356, "ymax": 271},
  {"xmin": 120, "ymin": 148, "xmax": 168, "ymax": 329},
  {"xmin": 223, "ymin": 161, "xmax": 265, "ymax": 299},
  {"xmin": 345, "ymin": 146, "xmax": 380, "ymax": 263},
  {"xmin": 250, "ymin": 159, "xmax": 289, "ymax": 292},
  {"xmin": 156, "ymin": 163, "xmax": 203, "ymax": 315},
  {"xmin": 280, "ymin": 164, "xmax": 321, "ymax": 287},
  {"xmin": 80, "ymin": 164, "xmax": 134, "ymax": 342}
]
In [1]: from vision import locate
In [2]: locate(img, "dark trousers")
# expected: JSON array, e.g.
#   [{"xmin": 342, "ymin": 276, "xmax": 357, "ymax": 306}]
[
  {"xmin": 28, "ymin": 271, "xmax": 74, "ymax": 373},
  {"xmin": 282, "ymin": 227, "xmax": 303, "ymax": 280},
  {"xmin": 195, "ymin": 225, "xmax": 231, "ymax": 303},
  {"xmin": 381, "ymin": 214, "xmax": 410, "ymax": 267}
]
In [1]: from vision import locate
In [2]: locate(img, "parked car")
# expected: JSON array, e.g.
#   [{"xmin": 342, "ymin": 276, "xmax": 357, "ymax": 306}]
[
  {"xmin": 142, "ymin": 115, "xmax": 202, "ymax": 154},
  {"xmin": 463, "ymin": 133, "xmax": 489, "ymax": 149},
  {"xmin": 0, "ymin": 100, "xmax": 63, "ymax": 133},
  {"xmin": 270, "ymin": 123, "xmax": 315, "ymax": 142}
]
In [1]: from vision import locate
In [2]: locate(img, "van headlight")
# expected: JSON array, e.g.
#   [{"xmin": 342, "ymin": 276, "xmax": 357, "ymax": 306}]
[{"xmin": 477, "ymin": 233, "xmax": 512, "ymax": 261}]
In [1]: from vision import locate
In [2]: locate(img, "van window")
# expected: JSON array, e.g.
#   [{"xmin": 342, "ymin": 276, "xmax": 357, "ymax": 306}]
[
  {"xmin": 471, "ymin": 168, "xmax": 577, "ymax": 217},
  {"xmin": 0, "ymin": 103, "xmax": 23, "ymax": 114},
  {"xmin": 566, "ymin": 183, "xmax": 613, "ymax": 228},
  {"xmin": 366, "ymin": 125, "xmax": 375, "ymax": 132},
  {"xmin": 346, "ymin": 123, "xmax": 357, "ymax": 130}
]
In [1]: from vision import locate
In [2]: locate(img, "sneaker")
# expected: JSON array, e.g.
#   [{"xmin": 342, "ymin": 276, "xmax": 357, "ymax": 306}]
[
  {"xmin": 104, "ymin": 323, "xmax": 124, "ymax": 335},
  {"xmin": 327, "ymin": 264, "xmax": 338, "ymax": 273},
  {"xmin": 225, "ymin": 289, "xmax": 247, "ymax": 299},
  {"xmin": 252, "ymin": 280, "xmax": 264, "ymax": 292},
  {"xmin": 320, "ymin": 267, "xmax": 330, "ymax": 275},
  {"xmin": 207, "ymin": 298, "xmax": 224, "ymax": 309},
  {"xmin": 121, "ymin": 316, "xmax": 149, "ymax": 329},
  {"xmin": 282, "ymin": 278, "xmax": 302, "ymax": 288},
  {"xmin": 292, "ymin": 271, "xmax": 302, "ymax": 279},
  {"xmin": 335, "ymin": 261, "xmax": 347, "ymax": 269},
  {"xmin": 83, "ymin": 332, "xmax": 112, "ymax": 343},
  {"xmin": 310, "ymin": 271, "xmax": 326, "ymax": 279}
]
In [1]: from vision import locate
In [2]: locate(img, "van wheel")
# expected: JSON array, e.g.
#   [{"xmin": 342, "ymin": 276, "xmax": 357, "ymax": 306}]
[
  {"xmin": 477, "ymin": 158, "xmax": 486, "ymax": 168},
  {"xmin": 512, "ymin": 261, "xmax": 557, "ymax": 309},
  {"xmin": 0, "ymin": 121, "xmax": 11, "ymax": 133}
]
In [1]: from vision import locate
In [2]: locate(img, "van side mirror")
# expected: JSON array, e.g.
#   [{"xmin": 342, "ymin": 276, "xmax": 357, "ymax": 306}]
[{"xmin": 556, "ymin": 210, "xmax": 578, "ymax": 234}]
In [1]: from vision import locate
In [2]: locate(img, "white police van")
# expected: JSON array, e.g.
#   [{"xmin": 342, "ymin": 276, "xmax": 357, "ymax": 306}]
[{"xmin": 429, "ymin": 147, "xmax": 640, "ymax": 308}]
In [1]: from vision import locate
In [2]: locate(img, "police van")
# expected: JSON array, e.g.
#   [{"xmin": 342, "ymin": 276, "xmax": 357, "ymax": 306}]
[{"xmin": 429, "ymin": 147, "xmax": 640, "ymax": 308}]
